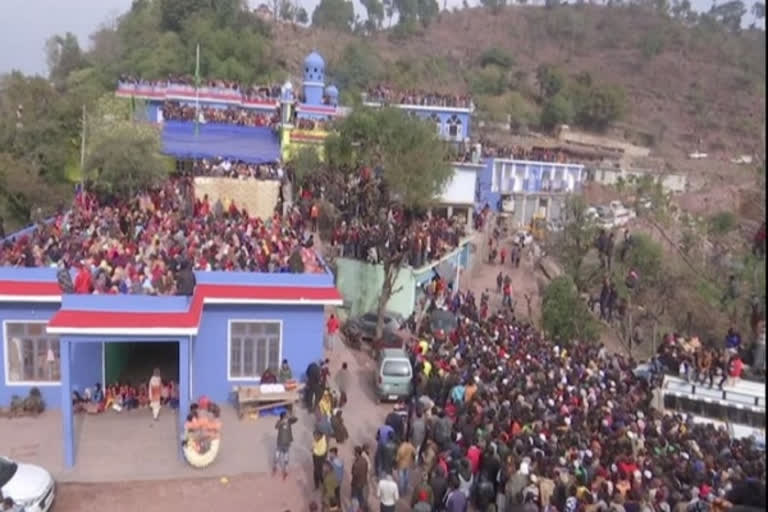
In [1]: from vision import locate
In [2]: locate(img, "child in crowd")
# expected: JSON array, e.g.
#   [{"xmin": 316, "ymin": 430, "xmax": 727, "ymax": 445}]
[{"xmin": 161, "ymin": 380, "xmax": 170, "ymax": 405}]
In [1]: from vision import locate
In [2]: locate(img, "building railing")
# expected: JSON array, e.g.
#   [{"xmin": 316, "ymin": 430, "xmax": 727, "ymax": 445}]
[{"xmin": 116, "ymin": 82, "xmax": 279, "ymax": 109}]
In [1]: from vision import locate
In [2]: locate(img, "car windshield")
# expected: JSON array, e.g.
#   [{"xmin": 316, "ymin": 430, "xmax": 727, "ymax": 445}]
[
  {"xmin": 0, "ymin": 458, "xmax": 18, "ymax": 488},
  {"xmin": 361, "ymin": 313, "xmax": 378, "ymax": 323},
  {"xmin": 382, "ymin": 360, "xmax": 411, "ymax": 377}
]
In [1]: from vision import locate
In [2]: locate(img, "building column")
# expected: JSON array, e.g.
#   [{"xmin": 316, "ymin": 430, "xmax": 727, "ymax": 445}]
[
  {"xmin": 60, "ymin": 339, "xmax": 75, "ymax": 468},
  {"xmin": 178, "ymin": 337, "xmax": 191, "ymax": 461}
]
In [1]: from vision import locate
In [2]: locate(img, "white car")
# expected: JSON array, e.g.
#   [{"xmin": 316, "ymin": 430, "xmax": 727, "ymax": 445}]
[{"xmin": 0, "ymin": 457, "xmax": 55, "ymax": 512}]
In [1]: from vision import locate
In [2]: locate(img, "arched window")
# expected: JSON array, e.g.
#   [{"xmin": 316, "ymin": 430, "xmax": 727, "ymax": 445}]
[{"xmin": 447, "ymin": 115, "xmax": 462, "ymax": 139}]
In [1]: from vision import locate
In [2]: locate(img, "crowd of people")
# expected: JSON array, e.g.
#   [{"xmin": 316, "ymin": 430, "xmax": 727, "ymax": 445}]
[
  {"xmin": 72, "ymin": 376, "xmax": 179, "ymax": 415},
  {"xmin": 161, "ymin": 101, "xmax": 278, "ymax": 127},
  {"xmin": 0, "ymin": 178, "xmax": 319, "ymax": 295},
  {"xmin": 297, "ymin": 118, "xmax": 329, "ymax": 131},
  {"xmin": 292, "ymin": 285, "xmax": 765, "ymax": 512},
  {"xmin": 298, "ymin": 169, "xmax": 466, "ymax": 267},
  {"xmin": 118, "ymin": 75, "xmax": 281, "ymax": 101},
  {"xmin": 365, "ymin": 85, "xmax": 473, "ymax": 109},
  {"xmin": 329, "ymin": 214, "xmax": 465, "ymax": 268},
  {"xmin": 189, "ymin": 158, "xmax": 284, "ymax": 180},
  {"xmin": 480, "ymin": 142, "xmax": 574, "ymax": 163}
]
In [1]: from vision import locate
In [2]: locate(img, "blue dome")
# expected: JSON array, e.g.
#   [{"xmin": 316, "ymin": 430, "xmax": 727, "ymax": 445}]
[
  {"xmin": 304, "ymin": 51, "xmax": 325, "ymax": 70},
  {"xmin": 325, "ymin": 85, "xmax": 339, "ymax": 98}
]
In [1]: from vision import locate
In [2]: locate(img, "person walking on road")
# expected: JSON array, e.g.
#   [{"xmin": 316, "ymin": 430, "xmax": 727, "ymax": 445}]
[
  {"xmin": 329, "ymin": 447, "xmax": 344, "ymax": 507},
  {"xmin": 148, "ymin": 368, "xmax": 163, "ymax": 421},
  {"xmin": 326, "ymin": 314, "xmax": 340, "ymax": 352},
  {"xmin": 376, "ymin": 472, "xmax": 399, "ymax": 512},
  {"xmin": 273, "ymin": 411, "xmax": 298, "ymax": 479},
  {"xmin": 312, "ymin": 430, "xmax": 329, "ymax": 491},
  {"xmin": 351, "ymin": 446, "xmax": 370, "ymax": 512}
]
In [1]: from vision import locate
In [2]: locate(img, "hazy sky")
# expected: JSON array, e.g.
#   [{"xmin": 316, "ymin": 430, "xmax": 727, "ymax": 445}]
[{"xmin": 0, "ymin": 0, "xmax": 758, "ymax": 76}]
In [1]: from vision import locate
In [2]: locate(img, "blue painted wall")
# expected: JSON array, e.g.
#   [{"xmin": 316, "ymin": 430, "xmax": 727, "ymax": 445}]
[
  {"xmin": 0, "ymin": 303, "xmax": 59, "ymax": 407},
  {"xmin": 405, "ymin": 108, "xmax": 472, "ymax": 141},
  {"xmin": 193, "ymin": 304, "xmax": 325, "ymax": 405},
  {"xmin": 0, "ymin": 303, "xmax": 101, "ymax": 409}
]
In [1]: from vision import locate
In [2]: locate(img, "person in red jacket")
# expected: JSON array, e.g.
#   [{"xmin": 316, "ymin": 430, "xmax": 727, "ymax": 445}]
[
  {"xmin": 326, "ymin": 314, "xmax": 340, "ymax": 352},
  {"xmin": 73, "ymin": 262, "xmax": 93, "ymax": 294}
]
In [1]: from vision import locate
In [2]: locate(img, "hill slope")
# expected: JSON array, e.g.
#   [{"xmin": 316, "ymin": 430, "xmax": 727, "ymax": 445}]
[{"xmin": 272, "ymin": 5, "xmax": 766, "ymax": 158}]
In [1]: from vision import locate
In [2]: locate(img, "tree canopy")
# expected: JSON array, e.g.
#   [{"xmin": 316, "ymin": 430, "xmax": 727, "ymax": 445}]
[
  {"xmin": 312, "ymin": 0, "xmax": 356, "ymax": 31},
  {"xmin": 324, "ymin": 107, "xmax": 453, "ymax": 208},
  {"xmin": 542, "ymin": 275, "xmax": 600, "ymax": 343}
]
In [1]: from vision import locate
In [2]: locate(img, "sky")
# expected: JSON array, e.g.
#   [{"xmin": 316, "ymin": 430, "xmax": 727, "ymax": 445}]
[{"xmin": 0, "ymin": 0, "xmax": 759, "ymax": 76}]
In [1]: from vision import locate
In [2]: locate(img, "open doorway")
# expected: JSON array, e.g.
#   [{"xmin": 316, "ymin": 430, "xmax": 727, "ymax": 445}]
[{"xmin": 104, "ymin": 342, "xmax": 179, "ymax": 386}]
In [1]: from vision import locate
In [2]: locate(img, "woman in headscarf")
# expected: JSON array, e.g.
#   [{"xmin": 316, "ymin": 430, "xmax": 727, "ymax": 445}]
[{"xmin": 148, "ymin": 368, "xmax": 163, "ymax": 420}]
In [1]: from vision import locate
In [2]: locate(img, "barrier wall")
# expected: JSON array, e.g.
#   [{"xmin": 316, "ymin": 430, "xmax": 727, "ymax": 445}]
[
  {"xmin": 335, "ymin": 238, "xmax": 474, "ymax": 319},
  {"xmin": 193, "ymin": 177, "xmax": 279, "ymax": 220}
]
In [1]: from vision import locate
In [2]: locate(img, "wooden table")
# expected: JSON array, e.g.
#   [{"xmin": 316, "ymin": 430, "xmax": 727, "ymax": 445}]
[{"xmin": 233, "ymin": 384, "xmax": 304, "ymax": 419}]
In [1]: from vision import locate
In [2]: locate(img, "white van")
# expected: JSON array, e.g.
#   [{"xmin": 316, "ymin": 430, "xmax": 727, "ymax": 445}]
[{"xmin": 0, "ymin": 457, "xmax": 55, "ymax": 512}]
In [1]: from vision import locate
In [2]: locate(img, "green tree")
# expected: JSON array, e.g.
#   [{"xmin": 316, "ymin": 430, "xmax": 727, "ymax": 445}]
[
  {"xmin": 84, "ymin": 116, "xmax": 169, "ymax": 200},
  {"xmin": 326, "ymin": 108, "xmax": 452, "ymax": 208},
  {"xmin": 542, "ymin": 276, "xmax": 600, "ymax": 343},
  {"xmin": 45, "ymin": 33, "xmax": 87, "ymax": 88},
  {"xmin": 0, "ymin": 153, "xmax": 70, "ymax": 230},
  {"xmin": 708, "ymin": 211, "xmax": 737, "ymax": 236},
  {"xmin": 296, "ymin": 7, "xmax": 310, "ymax": 23},
  {"xmin": 0, "ymin": 72, "xmax": 74, "ymax": 182},
  {"xmin": 332, "ymin": 43, "xmax": 382, "ymax": 91},
  {"xmin": 159, "ymin": 0, "xmax": 208, "ymax": 31},
  {"xmin": 480, "ymin": 0, "xmax": 507, "ymax": 13},
  {"xmin": 709, "ymin": 0, "xmax": 747, "ymax": 31},
  {"xmin": 536, "ymin": 64, "xmax": 566, "ymax": 100},
  {"xmin": 312, "ymin": 0, "xmax": 355, "ymax": 31},
  {"xmin": 479, "ymin": 48, "xmax": 515, "ymax": 68},
  {"xmin": 540, "ymin": 93, "xmax": 575, "ymax": 130},
  {"xmin": 361, "ymin": 0, "xmax": 385, "ymax": 30},
  {"xmin": 576, "ymin": 85, "xmax": 625, "ymax": 131},
  {"xmin": 554, "ymin": 196, "xmax": 597, "ymax": 292},
  {"xmin": 325, "ymin": 107, "xmax": 452, "ymax": 336},
  {"xmin": 288, "ymin": 146, "xmax": 323, "ymax": 184}
]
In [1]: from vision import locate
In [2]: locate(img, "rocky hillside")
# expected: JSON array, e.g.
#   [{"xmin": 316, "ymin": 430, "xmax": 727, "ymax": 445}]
[{"xmin": 272, "ymin": 5, "xmax": 765, "ymax": 159}]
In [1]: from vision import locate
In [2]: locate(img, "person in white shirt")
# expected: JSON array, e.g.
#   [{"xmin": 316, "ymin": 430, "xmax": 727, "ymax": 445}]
[{"xmin": 376, "ymin": 473, "xmax": 399, "ymax": 512}]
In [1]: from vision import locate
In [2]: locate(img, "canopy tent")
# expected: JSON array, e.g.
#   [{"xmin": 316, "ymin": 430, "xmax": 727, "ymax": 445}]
[{"xmin": 162, "ymin": 121, "xmax": 281, "ymax": 164}]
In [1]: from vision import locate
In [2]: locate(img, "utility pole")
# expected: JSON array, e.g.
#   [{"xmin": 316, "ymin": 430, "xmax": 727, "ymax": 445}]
[
  {"xmin": 194, "ymin": 43, "xmax": 201, "ymax": 137},
  {"xmin": 79, "ymin": 104, "xmax": 86, "ymax": 184}
]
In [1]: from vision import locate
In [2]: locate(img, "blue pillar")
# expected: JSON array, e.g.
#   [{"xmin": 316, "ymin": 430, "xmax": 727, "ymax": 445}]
[
  {"xmin": 60, "ymin": 339, "xmax": 75, "ymax": 468},
  {"xmin": 178, "ymin": 337, "xmax": 190, "ymax": 461}
]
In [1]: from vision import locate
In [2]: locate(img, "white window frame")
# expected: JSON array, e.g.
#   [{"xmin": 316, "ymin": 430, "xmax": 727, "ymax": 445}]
[
  {"xmin": 226, "ymin": 319, "xmax": 283, "ymax": 381},
  {"xmin": 3, "ymin": 320, "xmax": 61, "ymax": 387}
]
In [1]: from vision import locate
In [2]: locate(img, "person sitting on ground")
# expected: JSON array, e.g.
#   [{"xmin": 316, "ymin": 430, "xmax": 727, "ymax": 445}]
[
  {"xmin": 161, "ymin": 380, "xmax": 170, "ymax": 405},
  {"xmin": 138, "ymin": 384, "xmax": 149, "ymax": 408},
  {"xmin": 169, "ymin": 380, "xmax": 179, "ymax": 409}
]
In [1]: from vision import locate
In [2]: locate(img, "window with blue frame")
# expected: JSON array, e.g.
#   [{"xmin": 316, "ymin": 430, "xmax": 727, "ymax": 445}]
[{"xmin": 228, "ymin": 321, "xmax": 281, "ymax": 379}]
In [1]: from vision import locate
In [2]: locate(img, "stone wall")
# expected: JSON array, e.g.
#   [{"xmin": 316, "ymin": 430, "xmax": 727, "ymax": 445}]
[{"xmin": 193, "ymin": 177, "xmax": 279, "ymax": 220}]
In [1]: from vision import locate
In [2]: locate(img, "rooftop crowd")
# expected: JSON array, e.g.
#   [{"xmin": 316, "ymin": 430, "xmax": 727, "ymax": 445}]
[
  {"xmin": 317, "ymin": 289, "xmax": 765, "ymax": 512},
  {"xmin": 365, "ymin": 85, "xmax": 473, "ymax": 109},
  {"xmin": 118, "ymin": 75, "xmax": 281, "ymax": 101},
  {"xmin": 161, "ymin": 101, "xmax": 278, "ymax": 127},
  {"xmin": 480, "ymin": 141, "xmax": 574, "ymax": 163},
  {"xmin": 188, "ymin": 158, "xmax": 284, "ymax": 181},
  {"xmin": 0, "ymin": 178, "xmax": 319, "ymax": 295}
]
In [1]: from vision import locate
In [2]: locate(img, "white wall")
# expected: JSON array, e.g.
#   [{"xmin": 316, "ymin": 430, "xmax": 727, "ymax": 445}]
[{"xmin": 439, "ymin": 167, "xmax": 477, "ymax": 205}]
